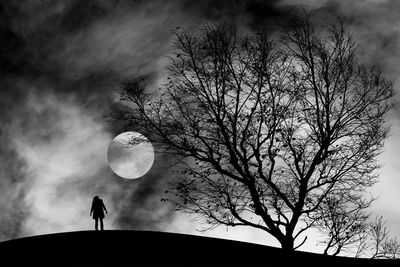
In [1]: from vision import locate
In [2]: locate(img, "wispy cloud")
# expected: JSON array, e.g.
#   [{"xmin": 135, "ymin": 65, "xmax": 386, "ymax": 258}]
[{"xmin": 10, "ymin": 89, "xmax": 114, "ymax": 235}]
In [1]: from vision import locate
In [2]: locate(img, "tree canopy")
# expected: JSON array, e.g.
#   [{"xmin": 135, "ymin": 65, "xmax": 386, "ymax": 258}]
[{"xmin": 120, "ymin": 14, "xmax": 394, "ymax": 252}]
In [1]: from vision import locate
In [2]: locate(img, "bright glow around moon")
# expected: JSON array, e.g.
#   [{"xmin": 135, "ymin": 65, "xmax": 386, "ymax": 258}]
[{"xmin": 107, "ymin": 131, "xmax": 155, "ymax": 179}]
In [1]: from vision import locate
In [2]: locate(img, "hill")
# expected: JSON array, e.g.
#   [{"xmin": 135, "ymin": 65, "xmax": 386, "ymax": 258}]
[{"xmin": 0, "ymin": 230, "xmax": 398, "ymax": 266}]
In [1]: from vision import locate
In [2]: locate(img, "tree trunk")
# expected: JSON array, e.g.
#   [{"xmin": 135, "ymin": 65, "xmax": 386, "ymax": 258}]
[{"xmin": 281, "ymin": 237, "xmax": 295, "ymax": 252}]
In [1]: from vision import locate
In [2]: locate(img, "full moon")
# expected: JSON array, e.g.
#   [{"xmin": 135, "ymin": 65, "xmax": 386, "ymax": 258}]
[{"xmin": 107, "ymin": 131, "xmax": 155, "ymax": 179}]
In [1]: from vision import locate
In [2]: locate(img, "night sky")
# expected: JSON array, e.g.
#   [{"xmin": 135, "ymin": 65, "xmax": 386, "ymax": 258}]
[{"xmin": 1, "ymin": 0, "xmax": 400, "ymax": 253}]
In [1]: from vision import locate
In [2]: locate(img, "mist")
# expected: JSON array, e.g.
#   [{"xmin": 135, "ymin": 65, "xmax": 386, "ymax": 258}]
[{"xmin": 0, "ymin": 0, "xmax": 400, "ymax": 254}]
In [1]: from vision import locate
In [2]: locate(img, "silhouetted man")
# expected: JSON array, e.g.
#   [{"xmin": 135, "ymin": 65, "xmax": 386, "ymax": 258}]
[{"xmin": 90, "ymin": 196, "xmax": 108, "ymax": 231}]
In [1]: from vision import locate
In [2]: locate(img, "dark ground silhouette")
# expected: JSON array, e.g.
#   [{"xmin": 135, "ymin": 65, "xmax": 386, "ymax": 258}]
[{"xmin": 0, "ymin": 230, "xmax": 399, "ymax": 267}]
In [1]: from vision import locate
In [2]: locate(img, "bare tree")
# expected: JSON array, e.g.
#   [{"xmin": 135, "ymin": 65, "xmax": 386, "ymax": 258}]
[
  {"xmin": 315, "ymin": 194, "xmax": 371, "ymax": 256},
  {"xmin": 368, "ymin": 216, "xmax": 400, "ymax": 259},
  {"xmin": 319, "ymin": 214, "xmax": 400, "ymax": 258},
  {"xmin": 370, "ymin": 215, "xmax": 390, "ymax": 258},
  {"xmin": 120, "ymin": 13, "xmax": 394, "ymax": 252}
]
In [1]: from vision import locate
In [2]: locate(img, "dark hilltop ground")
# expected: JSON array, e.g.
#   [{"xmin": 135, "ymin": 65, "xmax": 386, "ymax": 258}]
[{"xmin": 0, "ymin": 230, "xmax": 398, "ymax": 267}]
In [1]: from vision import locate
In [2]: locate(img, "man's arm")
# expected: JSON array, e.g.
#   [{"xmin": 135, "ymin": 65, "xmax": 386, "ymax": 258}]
[{"xmin": 102, "ymin": 201, "xmax": 108, "ymax": 213}]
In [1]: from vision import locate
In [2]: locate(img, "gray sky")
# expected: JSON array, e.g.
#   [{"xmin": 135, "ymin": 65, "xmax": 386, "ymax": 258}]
[{"xmin": 1, "ymin": 0, "xmax": 400, "ymax": 254}]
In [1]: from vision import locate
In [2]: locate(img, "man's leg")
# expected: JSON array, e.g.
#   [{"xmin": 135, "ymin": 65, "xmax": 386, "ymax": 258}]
[
  {"xmin": 100, "ymin": 218, "xmax": 104, "ymax": 230},
  {"xmin": 95, "ymin": 218, "xmax": 98, "ymax": 231}
]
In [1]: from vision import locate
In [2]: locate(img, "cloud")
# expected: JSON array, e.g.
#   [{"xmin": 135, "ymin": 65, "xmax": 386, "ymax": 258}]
[
  {"xmin": 0, "ymin": 84, "xmax": 180, "ymax": 239},
  {"xmin": 52, "ymin": 2, "xmax": 183, "ymax": 81},
  {"xmin": 0, "ymin": 0, "xmax": 198, "ymax": 239},
  {"xmin": 0, "ymin": 0, "xmax": 400, "ymax": 254},
  {"xmin": 10, "ymin": 89, "xmax": 114, "ymax": 235}
]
